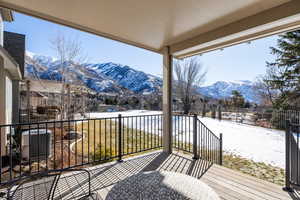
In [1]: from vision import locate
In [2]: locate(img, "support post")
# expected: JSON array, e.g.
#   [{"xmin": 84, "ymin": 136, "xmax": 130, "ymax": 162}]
[
  {"xmin": 193, "ymin": 114, "xmax": 198, "ymax": 159},
  {"xmin": 163, "ymin": 46, "xmax": 172, "ymax": 154},
  {"xmin": 219, "ymin": 133, "xmax": 223, "ymax": 165},
  {"xmin": 118, "ymin": 114, "xmax": 123, "ymax": 162},
  {"xmin": 284, "ymin": 120, "xmax": 292, "ymax": 191}
]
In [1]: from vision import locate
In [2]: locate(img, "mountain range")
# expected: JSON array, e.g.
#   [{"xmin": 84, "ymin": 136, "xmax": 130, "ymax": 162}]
[
  {"xmin": 198, "ymin": 80, "xmax": 257, "ymax": 103},
  {"xmin": 25, "ymin": 52, "xmax": 162, "ymax": 94},
  {"xmin": 25, "ymin": 52, "xmax": 257, "ymax": 102}
]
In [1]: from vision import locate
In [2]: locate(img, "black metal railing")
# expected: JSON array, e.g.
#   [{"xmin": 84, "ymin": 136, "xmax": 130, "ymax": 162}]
[
  {"xmin": 285, "ymin": 120, "xmax": 300, "ymax": 191},
  {"xmin": 0, "ymin": 113, "xmax": 222, "ymax": 185},
  {"xmin": 173, "ymin": 114, "xmax": 222, "ymax": 165},
  {"xmin": 0, "ymin": 114, "xmax": 163, "ymax": 185}
]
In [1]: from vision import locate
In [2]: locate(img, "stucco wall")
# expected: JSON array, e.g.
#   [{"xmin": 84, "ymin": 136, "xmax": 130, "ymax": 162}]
[
  {"xmin": 5, "ymin": 74, "xmax": 12, "ymax": 125},
  {"xmin": 0, "ymin": 15, "xmax": 3, "ymax": 46},
  {"xmin": 0, "ymin": 57, "xmax": 6, "ymax": 155}
]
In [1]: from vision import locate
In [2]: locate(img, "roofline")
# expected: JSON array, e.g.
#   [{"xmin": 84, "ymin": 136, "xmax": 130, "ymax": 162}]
[
  {"xmin": 0, "ymin": 8, "xmax": 14, "ymax": 22},
  {"xmin": 0, "ymin": 46, "xmax": 22, "ymax": 80},
  {"xmin": 0, "ymin": 2, "xmax": 162, "ymax": 55},
  {"xmin": 171, "ymin": 0, "xmax": 300, "ymax": 58},
  {"xmin": 2, "ymin": 1, "xmax": 300, "ymax": 60}
]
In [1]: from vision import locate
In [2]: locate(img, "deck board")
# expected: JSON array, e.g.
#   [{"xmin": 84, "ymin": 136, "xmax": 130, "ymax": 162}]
[
  {"xmin": 5, "ymin": 150, "xmax": 295, "ymax": 200},
  {"xmin": 87, "ymin": 151, "xmax": 294, "ymax": 200}
]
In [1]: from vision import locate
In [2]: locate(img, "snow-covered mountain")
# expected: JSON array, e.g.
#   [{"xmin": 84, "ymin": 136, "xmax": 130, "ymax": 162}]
[
  {"xmin": 25, "ymin": 52, "xmax": 162, "ymax": 94},
  {"xmin": 25, "ymin": 52, "xmax": 256, "ymax": 101},
  {"xmin": 198, "ymin": 80, "xmax": 257, "ymax": 102}
]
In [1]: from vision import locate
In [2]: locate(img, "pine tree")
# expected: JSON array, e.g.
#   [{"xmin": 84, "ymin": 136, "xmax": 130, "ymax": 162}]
[{"xmin": 267, "ymin": 31, "xmax": 300, "ymax": 107}]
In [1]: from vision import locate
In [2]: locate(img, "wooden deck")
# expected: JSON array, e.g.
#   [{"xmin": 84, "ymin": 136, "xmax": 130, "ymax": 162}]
[{"xmin": 6, "ymin": 150, "xmax": 298, "ymax": 200}]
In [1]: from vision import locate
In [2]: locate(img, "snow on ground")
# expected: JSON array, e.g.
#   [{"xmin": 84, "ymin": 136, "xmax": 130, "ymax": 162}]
[
  {"xmin": 198, "ymin": 117, "xmax": 285, "ymax": 168},
  {"xmin": 87, "ymin": 110, "xmax": 286, "ymax": 168},
  {"xmin": 88, "ymin": 110, "xmax": 162, "ymax": 118}
]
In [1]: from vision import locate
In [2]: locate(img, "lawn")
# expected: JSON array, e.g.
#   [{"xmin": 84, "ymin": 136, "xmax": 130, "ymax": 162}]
[{"xmin": 75, "ymin": 119, "xmax": 162, "ymax": 161}]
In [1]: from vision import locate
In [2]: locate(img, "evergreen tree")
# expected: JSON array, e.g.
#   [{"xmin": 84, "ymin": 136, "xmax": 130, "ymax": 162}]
[
  {"xmin": 267, "ymin": 31, "xmax": 300, "ymax": 107},
  {"xmin": 231, "ymin": 90, "xmax": 245, "ymax": 108}
]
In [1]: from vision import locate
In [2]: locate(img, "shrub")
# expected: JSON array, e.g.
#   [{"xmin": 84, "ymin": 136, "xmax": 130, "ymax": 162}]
[{"xmin": 36, "ymin": 106, "xmax": 46, "ymax": 114}]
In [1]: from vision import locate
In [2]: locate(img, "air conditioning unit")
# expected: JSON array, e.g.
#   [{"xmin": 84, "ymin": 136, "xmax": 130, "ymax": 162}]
[{"xmin": 21, "ymin": 129, "xmax": 52, "ymax": 161}]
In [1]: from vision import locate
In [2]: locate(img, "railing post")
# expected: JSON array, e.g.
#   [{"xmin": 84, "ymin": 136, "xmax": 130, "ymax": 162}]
[
  {"xmin": 219, "ymin": 133, "xmax": 223, "ymax": 165},
  {"xmin": 193, "ymin": 114, "xmax": 198, "ymax": 160},
  {"xmin": 118, "ymin": 114, "xmax": 123, "ymax": 162},
  {"xmin": 284, "ymin": 120, "xmax": 292, "ymax": 191}
]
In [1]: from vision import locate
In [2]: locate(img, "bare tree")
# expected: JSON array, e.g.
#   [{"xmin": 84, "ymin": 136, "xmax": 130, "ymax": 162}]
[
  {"xmin": 50, "ymin": 33, "xmax": 86, "ymax": 119},
  {"xmin": 173, "ymin": 57, "xmax": 207, "ymax": 114},
  {"xmin": 254, "ymin": 66, "xmax": 282, "ymax": 107}
]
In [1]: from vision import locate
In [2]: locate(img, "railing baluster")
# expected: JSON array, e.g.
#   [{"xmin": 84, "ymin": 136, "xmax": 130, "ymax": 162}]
[
  {"xmin": 0, "ymin": 126, "xmax": 2, "ymax": 184},
  {"xmin": 118, "ymin": 114, "xmax": 122, "ymax": 161},
  {"xmin": 68, "ymin": 120, "xmax": 71, "ymax": 167},
  {"xmin": 61, "ymin": 121, "xmax": 63, "ymax": 170},
  {"xmin": 9, "ymin": 126, "xmax": 12, "ymax": 181},
  {"xmin": 81, "ymin": 120, "xmax": 84, "ymax": 164},
  {"xmin": 139, "ymin": 116, "xmax": 142, "ymax": 152},
  {"xmin": 88, "ymin": 119, "xmax": 90, "ymax": 163},
  {"xmin": 18, "ymin": 124, "xmax": 22, "ymax": 178},
  {"xmin": 127, "ymin": 117, "xmax": 129, "ymax": 154},
  {"xmin": 110, "ymin": 119, "xmax": 112, "ymax": 158},
  {"xmin": 75, "ymin": 121, "xmax": 77, "ymax": 165},
  {"xmin": 29, "ymin": 124, "xmax": 31, "ymax": 173},
  {"xmin": 135, "ymin": 116, "xmax": 138, "ymax": 152},
  {"xmin": 189, "ymin": 116, "xmax": 191, "ymax": 152},
  {"xmin": 99, "ymin": 119, "xmax": 102, "ymax": 161},
  {"xmin": 130, "ymin": 117, "xmax": 134, "ymax": 153},
  {"xmin": 143, "ymin": 116, "xmax": 146, "ymax": 150},
  {"xmin": 37, "ymin": 123, "xmax": 40, "ymax": 172},
  {"xmin": 94, "ymin": 119, "xmax": 96, "ymax": 162},
  {"xmin": 45, "ymin": 122, "xmax": 48, "ymax": 170},
  {"xmin": 193, "ymin": 114, "xmax": 198, "ymax": 159},
  {"xmin": 104, "ymin": 119, "xmax": 107, "ymax": 160}
]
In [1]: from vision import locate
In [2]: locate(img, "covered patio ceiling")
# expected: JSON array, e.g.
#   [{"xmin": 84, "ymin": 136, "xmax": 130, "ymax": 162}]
[{"xmin": 1, "ymin": 0, "xmax": 300, "ymax": 58}]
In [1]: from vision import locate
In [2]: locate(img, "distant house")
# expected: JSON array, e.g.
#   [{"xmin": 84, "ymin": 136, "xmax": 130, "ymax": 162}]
[
  {"xmin": 20, "ymin": 79, "xmax": 93, "ymax": 109},
  {"xmin": 0, "ymin": 8, "xmax": 25, "ymax": 155}
]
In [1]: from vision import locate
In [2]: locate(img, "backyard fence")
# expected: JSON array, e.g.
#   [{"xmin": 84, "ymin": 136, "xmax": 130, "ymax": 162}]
[
  {"xmin": 285, "ymin": 121, "xmax": 300, "ymax": 191},
  {"xmin": 211, "ymin": 108, "xmax": 300, "ymax": 130},
  {"xmin": 0, "ymin": 113, "xmax": 221, "ymax": 185}
]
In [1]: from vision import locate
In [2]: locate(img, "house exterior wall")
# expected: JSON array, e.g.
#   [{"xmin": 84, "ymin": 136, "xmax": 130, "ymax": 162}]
[
  {"xmin": 5, "ymin": 73, "xmax": 12, "ymax": 125},
  {"xmin": 0, "ymin": 14, "xmax": 3, "ymax": 46},
  {"xmin": 4, "ymin": 31, "xmax": 25, "ymax": 78},
  {"xmin": 0, "ymin": 56, "xmax": 6, "ymax": 155},
  {"xmin": 0, "ymin": 59, "xmax": 17, "ymax": 155}
]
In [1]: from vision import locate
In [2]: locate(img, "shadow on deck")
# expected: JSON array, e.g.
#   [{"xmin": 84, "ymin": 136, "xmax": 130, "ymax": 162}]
[{"xmin": 6, "ymin": 150, "xmax": 298, "ymax": 200}]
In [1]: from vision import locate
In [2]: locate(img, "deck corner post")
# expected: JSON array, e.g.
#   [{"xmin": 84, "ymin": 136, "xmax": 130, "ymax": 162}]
[
  {"xmin": 284, "ymin": 120, "xmax": 291, "ymax": 191},
  {"xmin": 163, "ymin": 46, "xmax": 173, "ymax": 154},
  {"xmin": 118, "ymin": 114, "xmax": 123, "ymax": 162},
  {"xmin": 219, "ymin": 133, "xmax": 223, "ymax": 165},
  {"xmin": 192, "ymin": 114, "xmax": 198, "ymax": 159}
]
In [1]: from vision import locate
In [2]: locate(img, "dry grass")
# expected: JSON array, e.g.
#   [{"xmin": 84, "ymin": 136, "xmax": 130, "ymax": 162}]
[
  {"xmin": 223, "ymin": 153, "xmax": 285, "ymax": 186},
  {"xmin": 76, "ymin": 119, "xmax": 162, "ymax": 160}
]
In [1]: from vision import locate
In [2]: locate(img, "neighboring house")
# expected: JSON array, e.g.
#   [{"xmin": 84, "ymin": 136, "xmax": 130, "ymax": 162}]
[
  {"xmin": 20, "ymin": 79, "xmax": 93, "ymax": 109},
  {"xmin": 0, "ymin": 8, "xmax": 25, "ymax": 156},
  {"xmin": 19, "ymin": 78, "xmax": 94, "ymax": 121}
]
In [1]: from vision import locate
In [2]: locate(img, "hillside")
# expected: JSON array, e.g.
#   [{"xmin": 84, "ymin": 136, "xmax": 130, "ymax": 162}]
[
  {"xmin": 198, "ymin": 80, "xmax": 257, "ymax": 102},
  {"xmin": 25, "ymin": 52, "xmax": 257, "ymax": 102}
]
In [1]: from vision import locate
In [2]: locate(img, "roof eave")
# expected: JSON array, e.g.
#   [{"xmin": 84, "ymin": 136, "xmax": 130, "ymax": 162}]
[{"xmin": 0, "ymin": 8, "xmax": 14, "ymax": 22}]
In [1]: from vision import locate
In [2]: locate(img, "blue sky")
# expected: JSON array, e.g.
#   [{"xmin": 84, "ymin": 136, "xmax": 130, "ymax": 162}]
[{"xmin": 5, "ymin": 12, "xmax": 278, "ymax": 85}]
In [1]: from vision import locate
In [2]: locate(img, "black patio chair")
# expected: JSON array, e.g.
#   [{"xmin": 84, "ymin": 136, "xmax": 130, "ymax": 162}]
[{"xmin": 7, "ymin": 168, "xmax": 101, "ymax": 200}]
